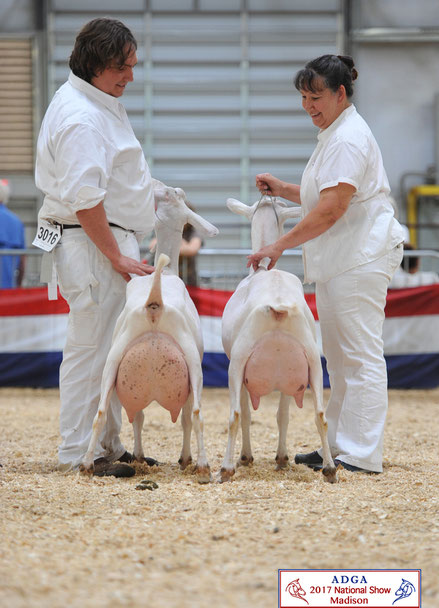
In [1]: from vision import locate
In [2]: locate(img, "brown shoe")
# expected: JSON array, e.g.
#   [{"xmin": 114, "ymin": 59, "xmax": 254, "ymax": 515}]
[{"xmin": 93, "ymin": 457, "xmax": 135, "ymax": 478}]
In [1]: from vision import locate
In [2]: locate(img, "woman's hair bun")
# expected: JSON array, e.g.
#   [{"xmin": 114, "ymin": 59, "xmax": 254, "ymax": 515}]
[{"xmin": 337, "ymin": 54, "xmax": 358, "ymax": 80}]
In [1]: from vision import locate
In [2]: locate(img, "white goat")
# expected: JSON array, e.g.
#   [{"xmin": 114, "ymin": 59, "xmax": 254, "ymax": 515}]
[
  {"xmin": 80, "ymin": 183, "xmax": 218, "ymax": 483},
  {"xmin": 219, "ymin": 195, "xmax": 337, "ymax": 484}
]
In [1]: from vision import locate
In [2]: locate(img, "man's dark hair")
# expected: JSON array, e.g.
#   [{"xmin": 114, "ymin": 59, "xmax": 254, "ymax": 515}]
[{"xmin": 69, "ymin": 18, "xmax": 137, "ymax": 83}]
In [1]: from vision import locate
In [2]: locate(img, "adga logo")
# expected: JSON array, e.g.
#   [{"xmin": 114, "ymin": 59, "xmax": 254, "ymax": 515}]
[
  {"xmin": 393, "ymin": 578, "xmax": 417, "ymax": 605},
  {"xmin": 285, "ymin": 578, "xmax": 309, "ymax": 605}
]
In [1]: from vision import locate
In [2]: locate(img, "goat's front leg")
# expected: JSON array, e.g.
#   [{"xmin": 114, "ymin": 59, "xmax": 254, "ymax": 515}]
[
  {"xmin": 308, "ymin": 350, "xmax": 337, "ymax": 483},
  {"xmin": 276, "ymin": 393, "xmax": 291, "ymax": 469},
  {"xmin": 80, "ymin": 361, "xmax": 119, "ymax": 474},
  {"xmin": 178, "ymin": 395, "xmax": 193, "ymax": 470},
  {"xmin": 238, "ymin": 385, "xmax": 253, "ymax": 467},
  {"xmin": 132, "ymin": 410, "xmax": 145, "ymax": 462}
]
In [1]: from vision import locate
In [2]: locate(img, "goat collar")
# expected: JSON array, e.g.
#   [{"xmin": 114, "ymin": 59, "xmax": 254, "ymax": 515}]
[{"xmin": 254, "ymin": 194, "xmax": 280, "ymax": 227}]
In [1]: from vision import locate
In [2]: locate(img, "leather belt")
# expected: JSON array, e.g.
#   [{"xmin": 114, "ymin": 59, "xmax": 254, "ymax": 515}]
[{"xmin": 61, "ymin": 222, "xmax": 134, "ymax": 233}]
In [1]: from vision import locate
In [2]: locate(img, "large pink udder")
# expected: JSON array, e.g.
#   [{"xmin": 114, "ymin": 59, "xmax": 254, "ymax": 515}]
[
  {"xmin": 244, "ymin": 331, "xmax": 309, "ymax": 410},
  {"xmin": 116, "ymin": 332, "xmax": 190, "ymax": 423}
]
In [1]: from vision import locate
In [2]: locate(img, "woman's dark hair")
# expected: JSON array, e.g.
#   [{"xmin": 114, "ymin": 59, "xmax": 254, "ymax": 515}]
[
  {"xmin": 69, "ymin": 18, "xmax": 137, "ymax": 83},
  {"xmin": 294, "ymin": 54, "xmax": 358, "ymax": 98}
]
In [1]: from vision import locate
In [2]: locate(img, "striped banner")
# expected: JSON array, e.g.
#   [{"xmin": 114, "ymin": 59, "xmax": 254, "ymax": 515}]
[{"xmin": 1, "ymin": 284, "xmax": 438, "ymax": 388}]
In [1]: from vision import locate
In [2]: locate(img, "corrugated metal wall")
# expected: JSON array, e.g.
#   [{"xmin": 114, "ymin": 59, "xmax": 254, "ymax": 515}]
[
  {"xmin": 47, "ymin": 0, "xmax": 343, "ymax": 252},
  {"xmin": 0, "ymin": 38, "xmax": 34, "ymax": 173}
]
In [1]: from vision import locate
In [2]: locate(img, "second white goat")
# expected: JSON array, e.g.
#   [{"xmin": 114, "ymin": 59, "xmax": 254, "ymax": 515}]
[{"xmin": 219, "ymin": 195, "xmax": 337, "ymax": 484}]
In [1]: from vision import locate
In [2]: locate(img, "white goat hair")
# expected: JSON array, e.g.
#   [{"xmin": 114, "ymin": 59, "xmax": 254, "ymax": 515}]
[
  {"xmin": 81, "ymin": 182, "xmax": 218, "ymax": 483},
  {"xmin": 219, "ymin": 195, "xmax": 337, "ymax": 484}
]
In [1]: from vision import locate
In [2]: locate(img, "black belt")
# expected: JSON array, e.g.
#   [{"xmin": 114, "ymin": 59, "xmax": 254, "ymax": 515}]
[{"xmin": 61, "ymin": 223, "xmax": 134, "ymax": 233}]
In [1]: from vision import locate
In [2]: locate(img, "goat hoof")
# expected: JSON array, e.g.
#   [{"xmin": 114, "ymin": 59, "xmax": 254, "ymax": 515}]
[
  {"xmin": 178, "ymin": 455, "xmax": 192, "ymax": 470},
  {"xmin": 237, "ymin": 454, "xmax": 254, "ymax": 468},
  {"xmin": 79, "ymin": 463, "xmax": 93, "ymax": 476},
  {"xmin": 322, "ymin": 465, "xmax": 338, "ymax": 484},
  {"xmin": 196, "ymin": 465, "xmax": 212, "ymax": 484},
  {"xmin": 275, "ymin": 454, "xmax": 289, "ymax": 470},
  {"xmin": 218, "ymin": 467, "xmax": 235, "ymax": 483}
]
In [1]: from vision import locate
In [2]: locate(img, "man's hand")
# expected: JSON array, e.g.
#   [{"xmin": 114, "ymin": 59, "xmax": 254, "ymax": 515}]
[
  {"xmin": 112, "ymin": 254, "xmax": 154, "ymax": 282},
  {"xmin": 77, "ymin": 203, "xmax": 155, "ymax": 282}
]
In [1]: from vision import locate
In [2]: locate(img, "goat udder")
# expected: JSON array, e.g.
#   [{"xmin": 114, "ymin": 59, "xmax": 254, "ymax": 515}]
[
  {"xmin": 116, "ymin": 333, "xmax": 190, "ymax": 423},
  {"xmin": 244, "ymin": 331, "xmax": 308, "ymax": 408}
]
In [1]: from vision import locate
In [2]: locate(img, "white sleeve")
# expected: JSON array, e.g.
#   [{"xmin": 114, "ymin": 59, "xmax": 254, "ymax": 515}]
[
  {"xmin": 53, "ymin": 123, "xmax": 115, "ymax": 212},
  {"xmin": 317, "ymin": 139, "xmax": 367, "ymax": 193}
]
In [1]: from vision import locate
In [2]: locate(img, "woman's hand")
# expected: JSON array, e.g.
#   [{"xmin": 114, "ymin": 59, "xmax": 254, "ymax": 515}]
[
  {"xmin": 247, "ymin": 242, "xmax": 283, "ymax": 271},
  {"xmin": 255, "ymin": 173, "xmax": 285, "ymax": 197}
]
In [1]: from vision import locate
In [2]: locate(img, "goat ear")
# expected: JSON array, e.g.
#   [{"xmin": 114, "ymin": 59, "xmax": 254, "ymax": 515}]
[
  {"xmin": 186, "ymin": 208, "xmax": 219, "ymax": 238},
  {"xmin": 226, "ymin": 198, "xmax": 253, "ymax": 218},
  {"xmin": 278, "ymin": 206, "xmax": 302, "ymax": 223}
]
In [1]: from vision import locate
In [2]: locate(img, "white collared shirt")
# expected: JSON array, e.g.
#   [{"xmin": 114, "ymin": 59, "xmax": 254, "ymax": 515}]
[
  {"xmin": 300, "ymin": 104, "xmax": 405, "ymax": 283},
  {"xmin": 35, "ymin": 72, "xmax": 154, "ymax": 236}
]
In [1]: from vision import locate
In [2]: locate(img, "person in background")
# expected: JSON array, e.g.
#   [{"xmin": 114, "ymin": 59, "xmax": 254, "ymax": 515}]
[
  {"xmin": 35, "ymin": 18, "xmax": 156, "ymax": 477},
  {"xmin": 178, "ymin": 222, "xmax": 202, "ymax": 287},
  {"xmin": 248, "ymin": 55, "xmax": 405, "ymax": 474},
  {"xmin": 0, "ymin": 179, "xmax": 25, "ymax": 288},
  {"xmin": 390, "ymin": 242, "xmax": 439, "ymax": 288}
]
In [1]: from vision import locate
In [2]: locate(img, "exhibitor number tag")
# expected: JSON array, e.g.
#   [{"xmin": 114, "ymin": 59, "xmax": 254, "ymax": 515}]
[{"xmin": 32, "ymin": 219, "xmax": 62, "ymax": 252}]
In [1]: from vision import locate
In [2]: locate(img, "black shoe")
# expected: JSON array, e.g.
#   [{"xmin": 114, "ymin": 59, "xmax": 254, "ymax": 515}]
[
  {"xmin": 118, "ymin": 451, "xmax": 159, "ymax": 467},
  {"xmin": 294, "ymin": 450, "xmax": 323, "ymax": 470},
  {"xmin": 334, "ymin": 459, "xmax": 379, "ymax": 474},
  {"xmin": 93, "ymin": 457, "xmax": 135, "ymax": 478}
]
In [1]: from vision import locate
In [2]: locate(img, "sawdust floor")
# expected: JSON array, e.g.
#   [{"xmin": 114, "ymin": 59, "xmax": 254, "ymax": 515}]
[{"xmin": 1, "ymin": 387, "xmax": 438, "ymax": 608}]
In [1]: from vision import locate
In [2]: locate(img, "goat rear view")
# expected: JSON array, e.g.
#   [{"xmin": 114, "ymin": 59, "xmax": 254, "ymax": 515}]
[
  {"xmin": 219, "ymin": 196, "xmax": 337, "ymax": 484},
  {"xmin": 80, "ymin": 183, "xmax": 218, "ymax": 483}
]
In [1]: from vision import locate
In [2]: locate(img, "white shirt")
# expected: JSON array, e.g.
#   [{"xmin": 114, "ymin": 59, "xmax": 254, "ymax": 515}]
[
  {"xmin": 300, "ymin": 104, "xmax": 405, "ymax": 283},
  {"xmin": 35, "ymin": 72, "xmax": 154, "ymax": 236}
]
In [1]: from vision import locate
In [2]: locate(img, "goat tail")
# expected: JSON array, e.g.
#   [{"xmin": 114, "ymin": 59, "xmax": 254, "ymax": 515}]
[
  {"xmin": 266, "ymin": 302, "xmax": 299, "ymax": 322},
  {"xmin": 145, "ymin": 253, "xmax": 170, "ymax": 323}
]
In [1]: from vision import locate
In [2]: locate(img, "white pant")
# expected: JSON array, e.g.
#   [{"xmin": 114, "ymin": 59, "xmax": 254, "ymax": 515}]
[
  {"xmin": 315, "ymin": 245, "xmax": 403, "ymax": 472},
  {"xmin": 54, "ymin": 227, "xmax": 140, "ymax": 470}
]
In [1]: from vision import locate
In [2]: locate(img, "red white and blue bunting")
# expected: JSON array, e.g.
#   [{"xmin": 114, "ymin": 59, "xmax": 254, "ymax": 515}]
[{"xmin": 1, "ymin": 285, "xmax": 438, "ymax": 389}]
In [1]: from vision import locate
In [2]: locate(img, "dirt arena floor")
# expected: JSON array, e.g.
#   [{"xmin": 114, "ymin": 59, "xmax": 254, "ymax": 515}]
[{"xmin": 1, "ymin": 386, "xmax": 438, "ymax": 608}]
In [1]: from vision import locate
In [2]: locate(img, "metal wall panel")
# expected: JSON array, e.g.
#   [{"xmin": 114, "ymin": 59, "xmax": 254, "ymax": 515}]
[
  {"xmin": 0, "ymin": 39, "xmax": 34, "ymax": 173},
  {"xmin": 47, "ymin": 1, "xmax": 343, "ymax": 251}
]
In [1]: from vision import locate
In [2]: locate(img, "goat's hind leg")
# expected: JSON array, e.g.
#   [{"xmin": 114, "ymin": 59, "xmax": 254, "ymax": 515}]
[
  {"xmin": 308, "ymin": 350, "xmax": 337, "ymax": 483},
  {"xmin": 238, "ymin": 385, "xmax": 253, "ymax": 468},
  {"xmin": 132, "ymin": 410, "xmax": 145, "ymax": 462},
  {"xmin": 219, "ymin": 357, "xmax": 246, "ymax": 483},
  {"xmin": 314, "ymin": 408, "xmax": 337, "ymax": 483},
  {"xmin": 276, "ymin": 393, "xmax": 291, "ymax": 470},
  {"xmin": 185, "ymin": 359, "xmax": 211, "ymax": 483},
  {"xmin": 80, "ymin": 362, "xmax": 119, "ymax": 475},
  {"xmin": 178, "ymin": 396, "xmax": 193, "ymax": 470}
]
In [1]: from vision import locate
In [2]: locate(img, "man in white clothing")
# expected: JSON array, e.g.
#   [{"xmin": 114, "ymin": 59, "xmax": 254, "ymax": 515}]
[{"xmin": 35, "ymin": 18, "xmax": 156, "ymax": 476}]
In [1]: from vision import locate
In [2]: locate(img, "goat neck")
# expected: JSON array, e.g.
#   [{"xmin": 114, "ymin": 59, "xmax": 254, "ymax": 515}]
[
  {"xmin": 153, "ymin": 209, "xmax": 184, "ymax": 276},
  {"xmin": 250, "ymin": 200, "xmax": 284, "ymax": 253}
]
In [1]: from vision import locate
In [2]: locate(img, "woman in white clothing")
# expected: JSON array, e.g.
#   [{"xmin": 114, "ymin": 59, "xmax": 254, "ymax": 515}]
[{"xmin": 248, "ymin": 55, "xmax": 405, "ymax": 473}]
